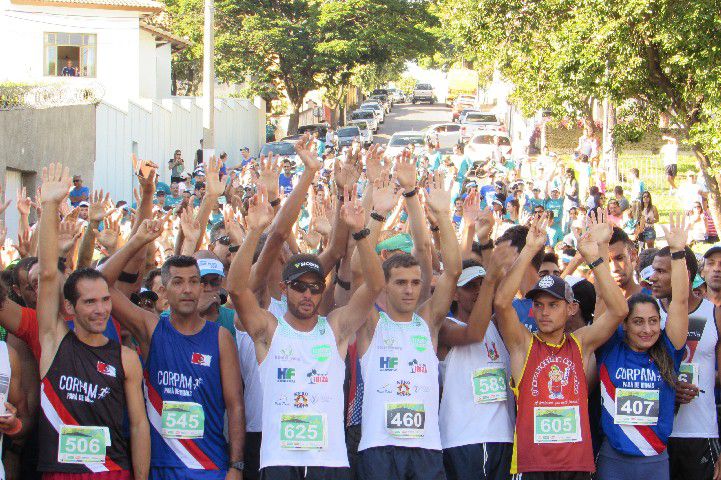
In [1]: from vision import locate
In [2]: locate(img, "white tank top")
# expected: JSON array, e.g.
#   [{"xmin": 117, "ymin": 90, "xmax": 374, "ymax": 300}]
[
  {"xmin": 359, "ymin": 311, "xmax": 441, "ymax": 451},
  {"xmin": 0, "ymin": 342, "xmax": 10, "ymax": 480},
  {"xmin": 235, "ymin": 329, "xmax": 263, "ymax": 432},
  {"xmin": 269, "ymin": 296, "xmax": 288, "ymax": 319},
  {"xmin": 439, "ymin": 319, "xmax": 515, "ymax": 448},
  {"xmin": 660, "ymin": 298, "xmax": 719, "ymax": 438},
  {"xmin": 258, "ymin": 316, "xmax": 349, "ymax": 468}
]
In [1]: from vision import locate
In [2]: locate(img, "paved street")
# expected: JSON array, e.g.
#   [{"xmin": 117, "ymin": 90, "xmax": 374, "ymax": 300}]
[{"xmin": 372, "ymin": 102, "xmax": 451, "ymax": 145}]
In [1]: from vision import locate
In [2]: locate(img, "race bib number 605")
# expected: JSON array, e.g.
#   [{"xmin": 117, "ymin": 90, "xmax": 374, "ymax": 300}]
[{"xmin": 533, "ymin": 406, "xmax": 582, "ymax": 443}]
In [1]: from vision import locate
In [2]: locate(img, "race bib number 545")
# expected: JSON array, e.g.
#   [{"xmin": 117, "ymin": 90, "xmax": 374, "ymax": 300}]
[{"xmin": 161, "ymin": 401, "xmax": 205, "ymax": 439}]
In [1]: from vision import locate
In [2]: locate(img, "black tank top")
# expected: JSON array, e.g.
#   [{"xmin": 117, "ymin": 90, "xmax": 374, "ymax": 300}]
[{"xmin": 38, "ymin": 331, "xmax": 130, "ymax": 473}]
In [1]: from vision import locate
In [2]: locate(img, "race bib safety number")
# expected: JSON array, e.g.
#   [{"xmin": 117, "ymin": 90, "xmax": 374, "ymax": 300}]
[
  {"xmin": 58, "ymin": 425, "xmax": 109, "ymax": 464},
  {"xmin": 161, "ymin": 401, "xmax": 205, "ymax": 439},
  {"xmin": 472, "ymin": 367, "xmax": 507, "ymax": 403},
  {"xmin": 614, "ymin": 388, "xmax": 659, "ymax": 426},
  {"xmin": 280, "ymin": 414, "xmax": 327, "ymax": 450},
  {"xmin": 678, "ymin": 363, "xmax": 698, "ymax": 386},
  {"xmin": 385, "ymin": 403, "xmax": 425, "ymax": 438},
  {"xmin": 533, "ymin": 406, "xmax": 582, "ymax": 443}
]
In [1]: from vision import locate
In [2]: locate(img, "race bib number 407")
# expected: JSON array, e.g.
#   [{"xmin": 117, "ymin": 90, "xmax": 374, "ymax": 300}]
[
  {"xmin": 58, "ymin": 425, "xmax": 109, "ymax": 464},
  {"xmin": 385, "ymin": 403, "xmax": 425, "ymax": 438},
  {"xmin": 614, "ymin": 388, "xmax": 659, "ymax": 426},
  {"xmin": 533, "ymin": 406, "xmax": 582, "ymax": 444},
  {"xmin": 161, "ymin": 401, "xmax": 205, "ymax": 439}
]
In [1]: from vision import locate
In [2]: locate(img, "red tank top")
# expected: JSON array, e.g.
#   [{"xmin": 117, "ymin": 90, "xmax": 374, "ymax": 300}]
[{"xmin": 511, "ymin": 333, "xmax": 595, "ymax": 474}]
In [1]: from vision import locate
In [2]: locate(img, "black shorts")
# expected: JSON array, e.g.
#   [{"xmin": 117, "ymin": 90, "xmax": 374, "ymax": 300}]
[
  {"xmin": 665, "ymin": 164, "xmax": 678, "ymax": 177},
  {"xmin": 345, "ymin": 425, "xmax": 362, "ymax": 479},
  {"xmin": 358, "ymin": 446, "xmax": 446, "ymax": 480},
  {"xmin": 244, "ymin": 431, "xmax": 262, "ymax": 480},
  {"xmin": 443, "ymin": 442, "xmax": 512, "ymax": 480},
  {"xmin": 260, "ymin": 466, "xmax": 351, "ymax": 480},
  {"xmin": 510, "ymin": 473, "xmax": 591, "ymax": 480},
  {"xmin": 668, "ymin": 437, "xmax": 720, "ymax": 480}
]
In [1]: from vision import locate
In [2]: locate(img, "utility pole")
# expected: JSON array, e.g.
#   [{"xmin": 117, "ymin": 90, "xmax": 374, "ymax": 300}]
[{"xmin": 201, "ymin": 0, "xmax": 215, "ymax": 155}]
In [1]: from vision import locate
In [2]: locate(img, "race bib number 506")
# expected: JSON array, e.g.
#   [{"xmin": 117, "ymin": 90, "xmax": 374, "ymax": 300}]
[{"xmin": 58, "ymin": 425, "xmax": 109, "ymax": 464}]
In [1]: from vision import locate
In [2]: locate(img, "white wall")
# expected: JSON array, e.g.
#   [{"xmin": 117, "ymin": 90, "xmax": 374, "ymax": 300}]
[
  {"xmin": 138, "ymin": 28, "xmax": 156, "ymax": 98},
  {"xmin": 155, "ymin": 43, "xmax": 172, "ymax": 98},
  {"xmin": 0, "ymin": 0, "xmax": 141, "ymax": 107},
  {"xmin": 94, "ymin": 97, "xmax": 265, "ymax": 202}
]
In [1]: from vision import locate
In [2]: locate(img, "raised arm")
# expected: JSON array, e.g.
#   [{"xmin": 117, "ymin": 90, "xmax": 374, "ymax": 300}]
[
  {"xmin": 663, "ymin": 213, "xmax": 690, "ymax": 349},
  {"xmin": 227, "ymin": 188, "xmax": 276, "ymax": 346},
  {"xmin": 191, "ymin": 157, "xmax": 225, "ymax": 251},
  {"xmin": 494, "ymin": 217, "xmax": 547, "ymax": 352},
  {"xmin": 576, "ymin": 210, "xmax": 629, "ymax": 352},
  {"xmin": 36, "ymin": 163, "xmax": 73, "ymax": 376},
  {"xmin": 122, "ymin": 346, "xmax": 150, "ymax": 480},
  {"xmin": 419, "ymin": 171, "xmax": 462, "ymax": 328}
]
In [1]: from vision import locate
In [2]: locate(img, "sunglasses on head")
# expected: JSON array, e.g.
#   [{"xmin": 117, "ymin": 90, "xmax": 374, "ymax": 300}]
[
  {"xmin": 216, "ymin": 235, "xmax": 231, "ymax": 246},
  {"xmin": 201, "ymin": 276, "xmax": 223, "ymax": 287},
  {"xmin": 286, "ymin": 280, "xmax": 325, "ymax": 295}
]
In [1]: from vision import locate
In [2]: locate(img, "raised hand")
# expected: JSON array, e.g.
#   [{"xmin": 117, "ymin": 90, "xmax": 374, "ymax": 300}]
[
  {"xmin": 526, "ymin": 214, "xmax": 549, "ymax": 252},
  {"xmin": 204, "ymin": 156, "xmax": 227, "ymax": 198},
  {"xmin": 395, "ymin": 150, "xmax": 417, "ymax": 192},
  {"xmin": 334, "ymin": 153, "xmax": 362, "ymax": 191},
  {"xmin": 179, "ymin": 208, "xmax": 201, "ymax": 246},
  {"xmin": 426, "ymin": 171, "xmax": 452, "ymax": 214},
  {"xmin": 13, "ymin": 229, "xmax": 31, "ymax": 258},
  {"xmin": 94, "ymin": 216, "xmax": 121, "ymax": 252},
  {"xmin": 364, "ymin": 144, "xmax": 385, "ymax": 183},
  {"xmin": 294, "ymin": 134, "xmax": 322, "ymax": 172},
  {"xmin": 258, "ymin": 152, "xmax": 281, "ymax": 200},
  {"xmin": 486, "ymin": 242, "xmax": 516, "ymax": 280},
  {"xmin": 475, "ymin": 207, "xmax": 494, "ymax": 241},
  {"xmin": 221, "ymin": 204, "xmax": 245, "ymax": 245},
  {"xmin": 16, "ymin": 187, "xmax": 32, "ymax": 216},
  {"xmin": 419, "ymin": 189, "xmax": 439, "ymax": 228},
  {"xmin": 40, "ymin": 163, "xmax": 72, "ymax": 204},
  {"xmin": 372, "ymin": 174, "xmax": 401, "ymax": 216},
  {"xmin": 662, "ymin": 212, "xmax": 689, "ymax": 252},
  {"xmin": 577, "ymin": 218, "xmax": 601, "ymax": 261},
  {"xmin": 340, "ymin": 188, "xmax": 367, "ymax": 232},
  {"xmin": 245, "ymin": 185, "xmax": 274, "ymax": 232},
  {"xmin": 58, "ymin": 218, "xmax": 83, "ymax": 255},
  {"xmin": 134, "ymin": 214, "xmax": 168, "ymax": 245},
  {"xmin": 0, "ymin": 186, "xmax": 10, "ymax": 216},
  {"xmin": 586, "ymin": 208, "xmax": 612, "ymax": 245},
  {"xmin": 311, "ymin": 197, "xmax": 332, "ymax": 238},
  {"xmin": 88, "ymin": 189, "xmax": 113, "ymax": 223},
  {"xmin": 462, "ymin": 189, "xmax": 481, "ymax": 224}
]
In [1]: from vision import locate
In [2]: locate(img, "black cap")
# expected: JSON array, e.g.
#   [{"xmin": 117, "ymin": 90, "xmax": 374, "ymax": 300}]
[
  {"xmin": 282, "ymin": 255, "xmax": 325, "ymax": 283},
  {"xmin": 131, "ymin": 289, "xmax": 159, "ymax": 305},
  {"xmin": 704, "ymin": 245, "xmax": 721, "ymax": 258},
  {"xmin": 526, "ymin": 275, "xmax": 575, "ymax": 303}
]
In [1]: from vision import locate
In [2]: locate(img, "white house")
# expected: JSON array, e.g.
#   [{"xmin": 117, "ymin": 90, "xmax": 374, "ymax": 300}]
[{"xmin": 0, "ymin": 0, "xmax": 265, "ymax": 238}]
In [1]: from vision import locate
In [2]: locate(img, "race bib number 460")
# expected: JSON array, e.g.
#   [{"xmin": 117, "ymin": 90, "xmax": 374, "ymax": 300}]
[
  {"xmin": 614, "ymin": 388, "xmax": 659, "ymax": 426},
  {"xmin": 58, "ymin": 425, "xmax": 109, "ymax": 464},
  {"xmin": 472, "ymin": 367, "xmax": 507, "ymax": 403},
  {"xmin": 533, "ymin": 406, "xmax": 581, "ymax": 443},
  {"xmin": 280, "ymin": 414, "xmax": 327, "ymax": 450},
  {"xmin": 385, "ymin": 403, "xmax": 425, "ymax": 438},
  {"xmin": 161, "ymin": 401, "xmax": 205, "ymax": 439}
]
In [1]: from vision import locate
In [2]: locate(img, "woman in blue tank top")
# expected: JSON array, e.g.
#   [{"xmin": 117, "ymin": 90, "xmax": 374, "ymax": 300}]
[{"xmin": 596, "ymin": 218, "xmax": 690, "ymax": 480}]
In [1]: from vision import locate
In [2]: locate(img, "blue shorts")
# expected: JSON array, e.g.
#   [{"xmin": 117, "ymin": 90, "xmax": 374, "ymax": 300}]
[
  {"xmin": 149, "ymin": 468, "xmax": 226, "ymax": 480},
  {"xmin": 596, "ymin": 439, "xmax": 669, "ymax": 480},
  {"xmin": 443, "ymin": 442, "xmax": 512, "ymax": 480},
  {"xmin": 358, "ymin": 446, "xmax": 446, "ymax": 480}
]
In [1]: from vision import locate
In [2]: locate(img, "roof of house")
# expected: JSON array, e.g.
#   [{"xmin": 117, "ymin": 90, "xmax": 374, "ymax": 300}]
[
  {"xmin": 140, "ymin": 21, "xmax": 191, "ymax": 52},
  {"xmin": 11, "ymin": 0, "xmax": 163, "ymax": 13}
]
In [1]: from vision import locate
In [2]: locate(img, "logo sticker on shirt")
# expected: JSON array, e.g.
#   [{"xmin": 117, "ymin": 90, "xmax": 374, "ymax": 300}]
[
  {"xmin": 277, "ymin": 367, "xmax": 296, "ymax": 382},
  {"xmin": 485, "ymin": 342, "xmax": 500, "ymax": 361},
  {"xmin": 96, "ymin": 361, "xmax": 116, "ymax": 377},
  {"xmin": 410, "ymin": 335, "xmax": 429, "ymax": 352},
  {"xmin": 408, "ymin": 359, "xmax": 427, "ymax": 374},
  {"xmin": 294, "ymin": 391, "xmax": 309, "ymax": 408},
  {"xmin": 380, "ymin": 357, "xmax": 399, "ymax": 371},
  {"xmin": 311, "ymin": 344, "xmax": 331, "ymax": 362},
  {"xmin": 396, "ymin": 380, "xmax": 411, "ymax": 396},
  {"xmin": 306, "ymin": 369, "xmax": 328, "ymax": 384},
  {"xmin": 191, "ymin": 353, "xmax": 212, "ymax": 367}
]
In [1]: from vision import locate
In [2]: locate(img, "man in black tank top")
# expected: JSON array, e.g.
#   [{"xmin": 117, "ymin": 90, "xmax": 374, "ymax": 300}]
[{"xmin": 36, "ymin": 163, "xmax": 150, "ymax": 480}]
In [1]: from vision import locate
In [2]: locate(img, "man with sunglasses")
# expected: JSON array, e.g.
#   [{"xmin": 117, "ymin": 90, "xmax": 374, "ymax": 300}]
[
  {"xmin": 194, "ymin": 256, "xmax": 236, "ymax": 339},
  {"xmin": 68, "ymin": 175, "xmax": 89, "ymax": 207},
  {"xmin": 229, "ymin": 188, "xmax": 385, "ymax": 480},
  {"xmin": 209, "ymin": 223, "xmax": 240, "ymax": 272}
]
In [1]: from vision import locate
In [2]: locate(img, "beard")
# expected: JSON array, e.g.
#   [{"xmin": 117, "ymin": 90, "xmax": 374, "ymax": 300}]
[{"xmin": 287, "ymin": 299, "xmax": 320, "ymax": 320}]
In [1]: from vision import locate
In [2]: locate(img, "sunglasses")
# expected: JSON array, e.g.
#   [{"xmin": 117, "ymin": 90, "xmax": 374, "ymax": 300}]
[
  {"xmin": 286, "ymin": 280, "xmax": 325, "ymax": 295},
  {"xmin": 216, "ymin": 235, "xmax": 231, "ymax": 246},
  {"xmin": 201, "ymin": 277, "xmax": 223, "ymax": 287}
]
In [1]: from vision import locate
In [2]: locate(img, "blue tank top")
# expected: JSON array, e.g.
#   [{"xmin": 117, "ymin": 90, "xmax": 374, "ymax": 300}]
[
  {"xmin": 513, "ymin": 298, "xmax": 537, "ymax": 332},
  {"xmin": 144, "ymin": 315, "xmax": 227, "ymax": 474},
  {"xmin": 597, "ymin": 328, "xmax": 683, "ymax": 456}
]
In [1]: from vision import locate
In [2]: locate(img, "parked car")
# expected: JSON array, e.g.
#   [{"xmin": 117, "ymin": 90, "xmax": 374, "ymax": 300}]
[
  {"xmin": 369, "ymin": 94, "xmax": 391, "ymax": 113},
  {"xmin": 297, "ymin": 123, "xmax": 329, "ymax": 139},
  {"xmin": 359, "ymin": 102, "xmax": 385, "ymax": 124},
  {"xmin": 385, "ymin": 131, "xmax": 427, "ymax": 158},
  {"xmin": 452, "ymin": 95, "xmax": 477, "ymax": 121},
  {"xmin": 412, "ymin": 83, "xmax": 436, "ymax": 104},
  {"xmin": 425, "ymin": 123, "xmax": 462, "ymax": 149},
  {"xmin": 259, "ymin": 141, "xmax": 299, "ymax": 163},
  {"xmin": 371, "ymin": 88, "xmax": 391, "ymax": 105},
  {"xmin": 460, "ymin": 111, "xmax": 503, "ymax": 141},
  {"xmin": 347, "ymin": 120, "xmax": 374, "ymax": 146},
  {"xmin": 336, "ymin": 124, "xmax": 369, "ymax": 148},
  {"xmin": 464, "ymin": 131, "xmax": 512, "ymax": 162},
  {"xmin": 350, "ymin": 110, "xmax": 378, "ymax": 132},
  {"xmin": 388, "ymin": 88, "xmax": 407, "ymax": 103}
]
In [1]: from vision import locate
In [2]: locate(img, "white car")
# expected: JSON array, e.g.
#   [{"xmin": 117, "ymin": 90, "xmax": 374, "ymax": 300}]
[
  {"xmin": 460, "ymin": 111, "xmax": 504, "ymax": 141},
  {"xmin": 350, "ymin": 110, "xmax": 378, "ymax": 132},
  {"xmin": 341, "ymin": 122, "xmax": 373, "ymax": 147},
  {"xmin": 425, "ymin": 123, "xmax": 462, "ymax": 149},
  {"xmin": 465, "ymin": 131, "xmax": 512, "ymax": 162},
  {"xmin": 385, "ymin": 131, "xmax": 427, "ymax": 158},
  {"xmin": 360, "ymin": 102, "xmax": 385, "ymax": 123}
]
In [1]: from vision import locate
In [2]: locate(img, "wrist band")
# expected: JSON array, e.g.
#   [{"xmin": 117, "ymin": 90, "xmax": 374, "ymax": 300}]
[
  {"xmin": 671, "ymin": 250, "xmax": 686, "ymax": 260},
  {"xmin": 337, "ymin": 194, "xmax": 345, "ymax": 202},
  {"xmin": 587, "ymin": 257, "xmax": 604, "ymax": 269},
  {"xmin": 402, "ymin": 188, "xmax": 418, "ymax": 198},
  {"xmin": 370, "ymin": 211, "xmax": 386, "ymax": 222},
  {"xmin": 269, "ymin": 198, "xmax": 281, "ymax": 207},
  {"xmin": 6, "ymin": 418, "xmax": 21, "ymax": 436},
  {"xmin": 335, "ymin": 276, "xmax": 351, "ymax": 291},
  {"xmin": 118, "ymin": 271, "xmax": 139, "ymax": 283},
  {"xmin": 430, "ymin": 225, "xmax": 440, "ymax": 232},
  {"xmin": 352, "ymin": 228, "xmax": 371, "ymax": 241},
  {"xmin": 479, "ymin": 240, "xmax": 494, "ymax": 251}
]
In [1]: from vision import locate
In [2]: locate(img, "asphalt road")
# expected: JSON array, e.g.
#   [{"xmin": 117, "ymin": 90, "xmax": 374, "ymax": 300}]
[{"xmin": 372, "ymin": 102, "xmax": 452, "ymax": 145}]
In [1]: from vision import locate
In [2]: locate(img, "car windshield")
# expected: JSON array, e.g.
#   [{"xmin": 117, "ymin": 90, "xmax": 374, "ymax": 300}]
[
  {"xmin": 472, "ymin": 135, "xmax": 510, "ymax": 146},
  {"xmin": 465, "ymin": 113, "xmax": 498, "ymax": 123},
  {"xmin": 351, "ymin": 121, "xmax": 368, "ymax": 130},
  {"xmin": 351, "ymin": 111, "xmax": 374, "ymax": 120},
  {"xmin": 260, "ymin": 142, "xmax": 296, "ymax": 156},
  {"xmin": 361, "ymin": 104, "xmax": 380, "ymax": 110},
  {"xmin": 389, "ymin": 134, "xmax": 425, "ymax": 147},
  {"xmin": 338, "ymin": 127, "xmax": 359, "ymax": 137},
  {"xmin": 415, "ymin": 84, "xmax": 432, "ymax": 90}
]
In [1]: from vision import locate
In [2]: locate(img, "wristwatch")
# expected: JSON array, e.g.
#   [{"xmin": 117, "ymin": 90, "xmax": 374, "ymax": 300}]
[{"xmin": 230, "ymin": 460, "xmax": 245, "ymax": 472}]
